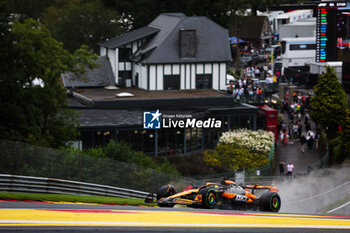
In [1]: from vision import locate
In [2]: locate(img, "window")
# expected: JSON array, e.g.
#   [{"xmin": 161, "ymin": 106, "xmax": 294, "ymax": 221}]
[
  {"xmin": 164, "ymin": 75, "xmax": 180, "ymax": 90},
  {"xmin": 180, "ymin": 30, "xmax": 196, "ymax": 58},
  {"xmin": 119, "ymin": 48, "xmax": 132, "ymax": 62},
  {"xmin": 118, "ymin": 71, "xmax": 132, "ymax": 87},
  {"xmin": 196, "ymin": 74, "xmax": 212, "ymax": 89},
  {"xmin": 289, "ymin": 44, "xmax": 316, "ymax": 50}
]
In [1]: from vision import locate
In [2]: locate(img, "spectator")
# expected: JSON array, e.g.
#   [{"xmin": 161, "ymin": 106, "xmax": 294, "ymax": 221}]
[
  {"xmin": 273, "ymin": 74, "xmax": 278, "ymax": 83},
  {"xmin": 292, "ymin": 122, "xmax": 299, "ymax": 141},
  {"xmin": 276, "ymin": 70, "xmax": 281, "ymax": 79},
  {"xmin": 279, "ymin": 130, "xmax": 284, "ymax": 145},
  {"xmin": 314, "ymin": 131, "xmax": 320, "ymax": 150},
  {"xmin": 267, "ymin": 69, "xmax": 273, "ymax": 77},
  {"xmin": 286, "ymin": 162, "xmax": 294, "ymax": 177},
  {"xmin": 255, "ymin": 66, "xmax": 260, "ymax": 78},
  {"xmin": 279, "ymin": 160, "xmax": 286, "ymax": 176},
  {"xmin": 306, "ymin": 131, "xmax": 314, "ymax": 151},
  {"xmin": 283, "ymin": 130, "xmax": 289, "ymax": 145},
  {"xmin": 265, "ymin": 75, "xmax": 273, "ymax": 84},
  {"xmin": 257, "ymin": 87, "xmax": 263, "ymax": 102},
  {"xmin": 304, "ymin": 112, "xmax": 310, "ymax": 125},
  {"xmin": 226, "ymin": 82, "xmax": 233, "ymax": 96}
]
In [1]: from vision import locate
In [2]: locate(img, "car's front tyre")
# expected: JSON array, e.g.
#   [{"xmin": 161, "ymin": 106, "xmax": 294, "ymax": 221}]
[
  {"xmin": 156, "ymin": 184, "xmax": 176, "ymax": 208},
  {"xmin": 258, "ymin": 192, "xmax": 281, "ymax": 212}
]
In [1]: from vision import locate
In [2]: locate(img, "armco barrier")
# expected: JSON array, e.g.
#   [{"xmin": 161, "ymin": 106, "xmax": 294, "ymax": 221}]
[{"xmin": 0, "ymin": 174, "xmax": 153, "ymax": 199}]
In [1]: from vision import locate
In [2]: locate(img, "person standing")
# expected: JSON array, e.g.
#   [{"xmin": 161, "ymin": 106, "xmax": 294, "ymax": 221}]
[
  {"xmin": 283, "ymin": 130, "xmax": 289, "ymax": 145},
  {"xmin": 279, "ymin": 160, "xmax": 286, "ymax": 176},
  {"xmin": 314, "ymin": 131, "xmax": 320, "ymax": 150},
  {"xmin": 306, "ymin": 131, "xmax": 314, "ymax": 152},
  {"xmin": 287, "ymin": 162, "xmax": 294, "ymax": 177},
  {"xmin": 304, "ymin": 112, "xmax": 310, "ymax": 125},
  {"xmin": 292, "ymin": 122, "xmax": 299, "ymax": 141},
  {"xmin": 279, "ymin": 130, "xmax": 284, "ymax": 145},
  {"xmin": 300, "ymin": 134, "xmax": 306, "ymax": 153}
]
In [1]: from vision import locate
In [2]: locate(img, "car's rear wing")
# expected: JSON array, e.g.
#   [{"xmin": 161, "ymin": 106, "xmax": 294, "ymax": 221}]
[{"xmin": 243, "ymin": 184, "xmax": 279, "ymax": 194}]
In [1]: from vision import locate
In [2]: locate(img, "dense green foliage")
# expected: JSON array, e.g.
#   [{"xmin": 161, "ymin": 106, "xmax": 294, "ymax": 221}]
[
  {"xmin": 103, "ymin": 0, "xmax": 282, "ymax": 29},
  {"xmin": 0, "ymin": 6, "xmax": 99, "ymax": 148},
  {"xmin": 203, "ymin": 144, "xmax": 269, "ymax": 170},
  {"xmin": 3, "ymin": 0, "xmax": 54, "ymax": 20},
  {"xmin": 339, "ymin": 111, "xmax": 350, "ymax": 161},
  {"xmin": 310, "ymin": 66, "xmax": 348, "ymax": 138},
  {"xmin": 42, "ymin": 0, "xmax": 123, "ymax": 52},
  {"xmin": 0, "ymin": 140, "xmax": 180, "ymax": 192},
  {"xmin": 0, "ymin": 192, "xmax": 156, "ymax": 206},
  {"xmin": 5, "ymin": 0, "xmax": 283, "ymax": 44},
  {"xmin": 88, "ymin": 140, "xmax": 180, "ymax": 176}
]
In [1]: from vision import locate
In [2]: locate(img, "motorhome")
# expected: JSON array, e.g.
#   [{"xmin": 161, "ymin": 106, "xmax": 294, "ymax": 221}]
[
  {"xmin": 278, "ymin": 37, "xmax": 316, "ymax": 74},
  {"xmin": 274, "ymin": 10, "xmax": 313, "ymax": 37},
  {"xmin": 279, "ymin": 18, "xmax": 316, "ymax": 40}
]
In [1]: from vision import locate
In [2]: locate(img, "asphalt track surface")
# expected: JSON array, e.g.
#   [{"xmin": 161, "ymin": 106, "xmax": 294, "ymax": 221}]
[{"xmin": 1, "ymin": 201, "xmax": 350, "ymax": 233}]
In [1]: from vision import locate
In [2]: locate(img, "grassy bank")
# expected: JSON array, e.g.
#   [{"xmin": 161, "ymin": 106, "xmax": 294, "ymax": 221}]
[{"xmin": 0, "ymin": 192, "xmax": 157, "ymax": 207}]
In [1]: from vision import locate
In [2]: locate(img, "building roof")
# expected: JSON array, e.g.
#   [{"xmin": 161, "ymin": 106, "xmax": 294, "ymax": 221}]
[
  {"xmin": 140, "ymin": 14, "xmax": 231, "ymax": 64},
  {"xmin": 77, "ymin": 108, "xmax": 207, "ymax": 128},
  {"xmin": 100, "ymin": 13, "xmax": 231, "ymax": 64},
  {"xmin": 229, "ymin": 16, "xmax": 272, "ymax": 40},
  {"xmin": 275, "ymin": 10, "xmax": 313, "ymax": 20},
  {"xmin": 78, "ymin": 109, "xmax": 143, "ymax": 128},
  {"xmin": 61, "ymin": 56, "xmax": 115, "ymax": 88},
  {"xmin": 98, "ymin": 26, "xmax": 160, "ymax": 49}
]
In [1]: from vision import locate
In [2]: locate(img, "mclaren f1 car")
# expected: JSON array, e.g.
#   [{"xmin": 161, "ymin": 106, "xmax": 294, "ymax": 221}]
[{"xmin": 145, "ymin": 179, "xmax": 281, "ymax": 212}]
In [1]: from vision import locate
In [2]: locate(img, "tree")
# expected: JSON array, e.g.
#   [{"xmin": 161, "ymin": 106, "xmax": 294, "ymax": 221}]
[
  {"xmin": 3, "ymin": 0, "xmax": 54, "ymax": 20},
  {"xmin": 339, "ymin": 110, "xmax": 350, "ymax": 160},
  {"xmin": 42, "ymin": 0, "xmax": 123, "ymax": 53},
  {"xmin": 103, "ymin": 0, "xmax": 248, "ymax": 29},
  {"xmin": 0, "ymin": 16, "xmax": 99, "ymax": 148},
  {"xmin": 103, "ymin": 0, "xmax": 283, "ymax": 30},
  {"xmin": 310, "ymin": 66, "xmax": 348, "ymax": 138}
]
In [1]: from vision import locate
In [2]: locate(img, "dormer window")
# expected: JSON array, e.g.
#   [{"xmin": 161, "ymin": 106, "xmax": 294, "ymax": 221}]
[{"xmin": 180, "ymin": 30, "xmax": 196, "ymax": 58}]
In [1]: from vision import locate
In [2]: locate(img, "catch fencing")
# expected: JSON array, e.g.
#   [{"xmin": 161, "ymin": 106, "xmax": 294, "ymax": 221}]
[
  {"xmin": 0, "ymin": 174, "xmax": 152, "ymax": 199},
  {"xmin": 285, "ymin": 181, "xmax": 350, "ymax": 213},
  {"xmin": 0, "ymin": 140, "xmax": 195, "ymax": 193}
]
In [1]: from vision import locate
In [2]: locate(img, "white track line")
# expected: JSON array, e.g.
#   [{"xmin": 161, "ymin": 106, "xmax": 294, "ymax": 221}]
[{"xmin": 328, "ymin": 201, "xmax": 350, "ymax": 213}]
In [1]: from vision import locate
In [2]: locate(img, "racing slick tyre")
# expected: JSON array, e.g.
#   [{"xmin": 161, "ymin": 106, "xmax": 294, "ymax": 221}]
[
  {"xmin": 199, "ymin": 187, "xmax": 217, "ymax": 209},
  {"xmin": 156, "ymin": 184, "xmax": 176, "ymax": 207},
  {"xmin": 258, "ymin": 192, "xmax": 281, "ymax": 212}
]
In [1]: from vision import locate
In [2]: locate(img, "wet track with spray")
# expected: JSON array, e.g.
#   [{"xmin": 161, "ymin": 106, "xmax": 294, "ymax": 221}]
[{"xmin": 1, "ymin": 201, "xmax": 350, "ymax": 233}]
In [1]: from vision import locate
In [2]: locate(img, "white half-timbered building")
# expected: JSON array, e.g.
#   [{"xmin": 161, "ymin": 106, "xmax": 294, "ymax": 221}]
[{"xmin": 98, "ymin": 13, "xmax": 231, "ymax": 91}]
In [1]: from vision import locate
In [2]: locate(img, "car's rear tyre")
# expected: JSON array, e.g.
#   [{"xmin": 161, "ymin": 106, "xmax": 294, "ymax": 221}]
[
  {"xmin": 259, "ymin": 192, "xmax": 281, "ymax": 212},
  {"xmin": 156, "ymin": 184, "xmax": 176, "ymax": 208},
  {"xmin": 199, "ymin": 187, "xmax": 217, "ymax": 209}
]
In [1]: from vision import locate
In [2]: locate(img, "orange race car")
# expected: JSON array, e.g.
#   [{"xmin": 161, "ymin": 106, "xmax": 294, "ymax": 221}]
[{"xmin": 145, "ymin": 179, "xmax": 281, "ymax": 212}]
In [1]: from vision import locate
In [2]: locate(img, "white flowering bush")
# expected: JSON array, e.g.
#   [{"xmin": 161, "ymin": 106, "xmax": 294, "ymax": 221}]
[{"xmin": 218, "ymin": 129, "xmax": 274, "ymax": 155}]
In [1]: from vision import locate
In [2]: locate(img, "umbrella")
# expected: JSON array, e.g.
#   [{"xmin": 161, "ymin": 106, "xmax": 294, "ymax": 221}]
[
  {"xmin": 227, "ymin": 74, "xmax": 236, "ymax": 84},
  {"xmin": 229, "ymin": 36, "xmax": 246, "ymax": 44}
]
